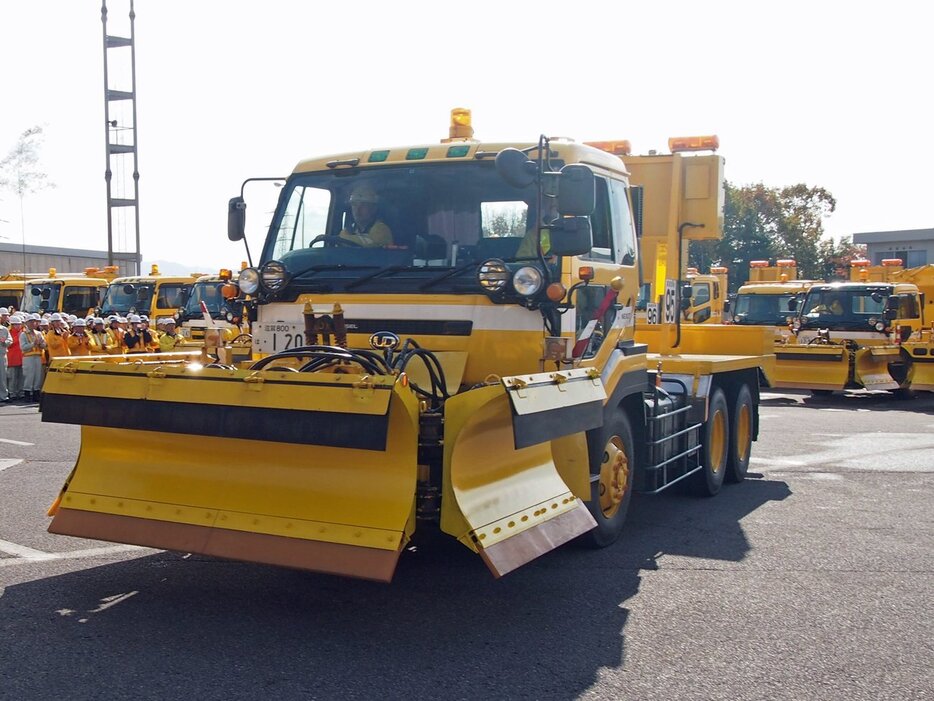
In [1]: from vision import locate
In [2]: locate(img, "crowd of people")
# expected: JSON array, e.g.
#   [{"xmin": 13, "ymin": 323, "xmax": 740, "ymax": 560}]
[{"xmin": 0, "ymin": 307, "xmax": 183, "ymax": 403}]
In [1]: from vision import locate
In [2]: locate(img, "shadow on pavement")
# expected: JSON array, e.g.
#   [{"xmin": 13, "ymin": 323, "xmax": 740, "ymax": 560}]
[
  {"xmin": 0, "ymin": 477, "xmax": 790, "ymax": 700},
  {"xmin": 762, "ymin": 389, "xmax": 934, "ymax": 413}
]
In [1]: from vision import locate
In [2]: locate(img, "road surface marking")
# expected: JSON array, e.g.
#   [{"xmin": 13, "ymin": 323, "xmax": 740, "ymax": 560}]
[
  {"xmin": 0, "ymin": 538, "xmax": 57, "ymax": 561},
  {"xmin": 0, "ymin": 541, "xmax": 152, "ymax": 566},
  {"xmin": 0, "ymin": 438, "xmax": 34, "ymax": 446},
  {"xmin": 0, "ymin": 459, "xmax": 24, "ymax": 472}
]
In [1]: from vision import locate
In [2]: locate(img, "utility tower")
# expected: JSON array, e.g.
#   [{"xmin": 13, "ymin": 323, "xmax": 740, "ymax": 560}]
[{"xmin": 101, "ymin": 0, "xmax": 141, "ymax": 275}]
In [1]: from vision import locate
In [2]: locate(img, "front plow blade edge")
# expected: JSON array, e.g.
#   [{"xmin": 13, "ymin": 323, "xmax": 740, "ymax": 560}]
[
  {"xmin": 442, "ymin": 384, "xmax": 598, "ymax": 578},
  {"xmin": 854, "ymin": 347, "xmax": 900, "ymax": 391},
  {"xmin": 45, "ymin": 368, "xmax": 420, "ymax": 582}
]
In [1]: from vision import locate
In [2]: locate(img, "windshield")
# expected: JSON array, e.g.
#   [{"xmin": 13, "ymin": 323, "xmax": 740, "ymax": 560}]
[
  {"xmin": 61, "ymin": 285, "xmax": 104, "ymax": 315},
  {"xmin": 23, "ymin": 282, "xmax": 61, "ymax": 313},
  {"xmin": 259, "ymin": 163, "xmax": 539, "ymax": 292},
  {"xmin": 732, "ymin": 293, "xmax": 796, "ymax": 326},
  {"xmin": 101, "ymin": 282, "xmax": 154, "ymax": 315},
  {"xmin": 799, "ymin": 286, "xmax": 889, "ymax": 330},
  {"xmin": 184, "ymin": 281, "xmax": 226, "ymax": 318},
  {"xmin": 0, "ymin": 292, "xmax": 21, "ymax": 309}
]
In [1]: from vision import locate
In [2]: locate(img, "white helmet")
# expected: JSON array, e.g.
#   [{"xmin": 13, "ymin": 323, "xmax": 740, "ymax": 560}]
[
  {"xmin": 73, "ymin": 318, "xmax": 87, "ymax": 327},
  {"xmin": 128, "ymin": 314, "xmax": 142, "ymax": 323},
  {"xmin": 50, "ymin": 313, "xmax": 63, "ymax": 322},
  {"xmin": 0, "ymin": 307, "xmax": 9, "ymax": 315}
]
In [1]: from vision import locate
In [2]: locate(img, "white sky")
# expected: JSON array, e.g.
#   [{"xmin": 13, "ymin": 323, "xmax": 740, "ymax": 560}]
[{"xmin": 1, "ymin": 0, "xmax": 932, "ymax": 270}]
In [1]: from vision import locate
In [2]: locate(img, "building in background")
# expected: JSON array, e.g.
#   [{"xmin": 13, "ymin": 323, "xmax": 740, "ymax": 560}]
[
  {"xmin": 0, "ymin": 242, "xmax": 138, "ymax": 276},
  {"xmin": 852, "ymin": 228, "xmax": 933, "ymax": 267}
]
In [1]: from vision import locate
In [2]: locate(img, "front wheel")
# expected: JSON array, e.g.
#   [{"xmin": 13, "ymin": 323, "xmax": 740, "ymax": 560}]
[
  {"xmin": 581, "ymin": 410, "xmax": 635, "ymax": 548},
  {"xmin": 692, "ymin": 387, "xmax": 729, "ymax": 496}
]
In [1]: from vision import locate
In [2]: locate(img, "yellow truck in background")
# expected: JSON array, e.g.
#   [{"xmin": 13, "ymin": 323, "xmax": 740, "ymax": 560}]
[
  {"xmin": 21, "ymin": 267, "xmax": 120, "ymax": 317},
  {"xmin": 682, "ymin": 266, "xmax": 728, "ymax": 324},
  {"xmin": 772, "ymin": 261, "xmax": 923, "ymax": 394},
  {"xmin": 0, "ymin": 275, "xmax": 27, "ymax": 311},
  {"xmin": 99, "ymin": 265, "xmax": 195, "ymax": 323},
  {"xmin": 892, "ymin": 264, "xmax": 934, "ymax": 392},
  {"xmin": 175, "ymin": 268, "xmax": 252, "ymax": 363},
  {"xmin": 729, "ymin": 260, "xmax": 818, "ymax": 340},
  {"xmin": 41, "ymin": 112, "xmax": 773, "ymax": 582}
]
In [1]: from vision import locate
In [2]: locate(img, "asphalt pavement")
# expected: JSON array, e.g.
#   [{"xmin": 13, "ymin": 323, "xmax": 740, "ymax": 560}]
[{"xmin": 1, "ymin": 390, "xmax": 932, "ymax": 700}]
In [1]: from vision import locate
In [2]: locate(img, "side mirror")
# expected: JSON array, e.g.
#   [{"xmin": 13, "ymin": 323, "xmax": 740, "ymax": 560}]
[
  {"xmin": 123, "ymin": 284, "xmax": 135, "ymax": 295},
  {"xmin": 787, "ymin": 297, "xmax": 798, "ymax": 311},
  {"xmin": 547, "ymin": 216, "xmax": 593, "ymax": 257},
  {"xmin": 30, "ymin": 287, "xmax": 41, "ymax": 296},
  {"xmin": 723, "ymin": 299, "xmax": 731, "ymax": 313},
  {"xmin": 883, "ymin": 308, "xmax": 897, "ymax": 321},
  {"xmin": 885, "ymin": 294, "xmax": 900, "ymax": 311},
  {"xmin": 228, "ymin": 197, "xmax": 246, "ymax": 242},
  {"xmin": 680, "ymin": 282, "xmax": 693, "ymax": 310},
  {"xmin": 494, "ymin": 148, "xmax": 537, "ymax": 188},
  {"xmin": 557, "ymin": 165, "xmax": 595, "ymax": 216},
  {"xmin": 40, "ymin": 288, "xmax": 51, "ymax": 300}
]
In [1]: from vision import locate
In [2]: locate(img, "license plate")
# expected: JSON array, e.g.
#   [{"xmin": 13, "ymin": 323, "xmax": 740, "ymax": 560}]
[{"xmin": 254, "ymin": 322, "xmax": 305, "ymax": 354}]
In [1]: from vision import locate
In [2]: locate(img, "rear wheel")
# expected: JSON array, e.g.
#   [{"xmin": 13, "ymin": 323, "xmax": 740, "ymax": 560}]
[
  {"xmin": 692, "ymin": 388, "xmax": 729, "ymax": 496},
  {"xmin": 726, "ymin": 384, "xmax": 753, "ymax": 483},
  {"xmin": 581, "ymin": 410, "xmax": 635, "ymax": 548}
]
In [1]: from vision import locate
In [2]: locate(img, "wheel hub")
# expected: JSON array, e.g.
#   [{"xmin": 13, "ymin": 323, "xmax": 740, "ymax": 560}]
[{"xmin": 599, "ymin": 436, "xmax": 629, "ymax": 518}]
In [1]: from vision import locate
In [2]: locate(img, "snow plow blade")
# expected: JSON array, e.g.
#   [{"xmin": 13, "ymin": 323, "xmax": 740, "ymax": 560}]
[
  {"xmin": 440, "ymin": 371, "xmax": 604, "ymax": 578},
  {"xmin": 853, "ymin": 346, "xmax": 900, "ymax": 391},
  {"xmin": 41, "ymin": 355, "xmax": 419, "ymax": 582},
  {"xmin": 773, "ymin": 345, "xmax": 850, "ymax": 391},
  {"xmin": 906, "ymin": 344, "xmax": 934, "ymax": 391}
]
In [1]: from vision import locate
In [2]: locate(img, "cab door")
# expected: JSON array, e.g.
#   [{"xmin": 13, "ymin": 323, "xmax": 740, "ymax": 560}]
[{"xmin": 570, "ymin": 176, "xmax": 639, "ymax": 362}]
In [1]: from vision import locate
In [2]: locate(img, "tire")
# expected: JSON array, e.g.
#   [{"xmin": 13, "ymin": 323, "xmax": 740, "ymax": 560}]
[
  {"xmin": 692, "ymin": 387, "xmax": 729, "ymax": 496},
  {"xmin": 726, "ymin": 384, "xmax": 753, "ymax": 483},
  {"xmin": 581, "ymin": 409, "xmax": 635, "ymax": 548}
]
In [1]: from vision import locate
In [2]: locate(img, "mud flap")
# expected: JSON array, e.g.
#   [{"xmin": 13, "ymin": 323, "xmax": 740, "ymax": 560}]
[
  {"xmin": 42, "ymin": 359, "xmax": 420, "ymax": 582},
  {"xmin": 441, "ymin": 370, "xmax": 605, "ymax": 578},
  {"xmin": 773, "ymin": 346, "xmax": 850, "ymax": 390},
  {"xmin": 854, "ymin": 347, "xmax": 900, "ymax": 390}
]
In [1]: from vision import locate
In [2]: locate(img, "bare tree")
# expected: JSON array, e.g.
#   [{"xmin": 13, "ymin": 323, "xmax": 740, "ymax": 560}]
[{"xmin": 0, "ymin": 126, "xmax": 55, "ymax": 241}]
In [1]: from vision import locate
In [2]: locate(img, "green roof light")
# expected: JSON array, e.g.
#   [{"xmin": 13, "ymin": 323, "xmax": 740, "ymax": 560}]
[
  {"xmin": 368, "ymin": 150, "xmax": 390, "ymax": 163},
  {"xmin": 446, "ymin": 145, "xmax": 470, "ymax": 158},
  {"xmin": 406, "ymin": 148, "xmax": 429, "ymax": 160}
]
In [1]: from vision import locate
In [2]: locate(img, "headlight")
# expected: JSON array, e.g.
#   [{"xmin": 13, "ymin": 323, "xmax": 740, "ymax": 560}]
[
  {"xmin": 875, "ymin": 322, "xmax": 885, "ymax": 331},
  {"xmin": 512, "ymin": 266, "xmax": 544, "ymax": 296},
  {"xmin": 477, "ymin": 259, "xmax": 510, "ymax": 293},
  {"xmin": 226, "ymin": 311, "xmax": 235, "ymax": 322},
  {"xmin": 237, "ymin": 267, "xmax": 260, "ymax": 295},
  {"xmin": 261, "ymin": 260, "xmax": 288, "ymax": 292}
]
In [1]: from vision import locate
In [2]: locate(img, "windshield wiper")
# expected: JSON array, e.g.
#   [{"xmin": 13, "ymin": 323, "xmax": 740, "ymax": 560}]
[
  {"xmin": 344, "ymin": 265, "xmax": 421, "ymax": 291},
  {"xmin": 418, "ymin": 262, "xmax": 478, "ymax": 290},
  {"xmin": 289, "ymin": 263, "xmax": 379, "ymax": 279}
]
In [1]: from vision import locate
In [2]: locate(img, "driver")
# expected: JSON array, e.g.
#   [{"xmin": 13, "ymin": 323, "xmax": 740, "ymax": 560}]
[
  {"xmin": 338, "ymin": 184, "xmax": 393, "ymax": 247},
  {"xmin": 811, "ymin": 294, "xmax": 844, "ymax": 315}
]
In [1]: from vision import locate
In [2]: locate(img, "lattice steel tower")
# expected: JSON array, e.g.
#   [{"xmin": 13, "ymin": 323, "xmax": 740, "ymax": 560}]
[{"xmin": 101, "ymin": 0, "xmax": 141, "ymax": 274}]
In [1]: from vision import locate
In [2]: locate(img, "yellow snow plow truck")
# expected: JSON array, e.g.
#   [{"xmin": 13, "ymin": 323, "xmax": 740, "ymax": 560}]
[
  {"xmin": 774, "ymin": 262, "xmax": 923, "ymax": 394},
  {"xmin": 41, "ymin": 112, "xmax": 772, "ymax": 582}
]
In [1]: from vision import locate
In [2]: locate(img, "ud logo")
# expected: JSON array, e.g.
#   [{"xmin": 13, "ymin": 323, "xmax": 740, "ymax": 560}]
[{"xmin": 369, "ymin": 331, "xmax": 400, "ymax": 350}]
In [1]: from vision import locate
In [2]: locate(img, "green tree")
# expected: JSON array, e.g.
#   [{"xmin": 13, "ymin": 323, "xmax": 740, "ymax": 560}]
[
  {"xmin": 0, "ymin": 126, "xmax": 54, "ymax": 241},
  {"xmin": 689, "ymin": 181, "xmax": 836, "ymax": 290},
  {"xmin": 817, "ymin": 235, "xmax": 866, "ymax": 281}
]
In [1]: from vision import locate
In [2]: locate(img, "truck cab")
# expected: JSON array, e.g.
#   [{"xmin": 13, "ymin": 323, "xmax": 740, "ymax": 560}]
[
  {"xmin": 100, "ymin": 265, "xmax": 194, "ymax": 323},
  {"xmin": 22, "ymin": 268, "xmax": 115, "ymax": 317},
  {"xmin": 683, "ymin": 266, "xmax": 727, "ymax": 324}
]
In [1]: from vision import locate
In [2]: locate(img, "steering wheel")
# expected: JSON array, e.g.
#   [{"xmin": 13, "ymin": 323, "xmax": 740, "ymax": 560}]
[{"xmin": 309, "ymin": 234, "xmax": 362, "ymax": 248}]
